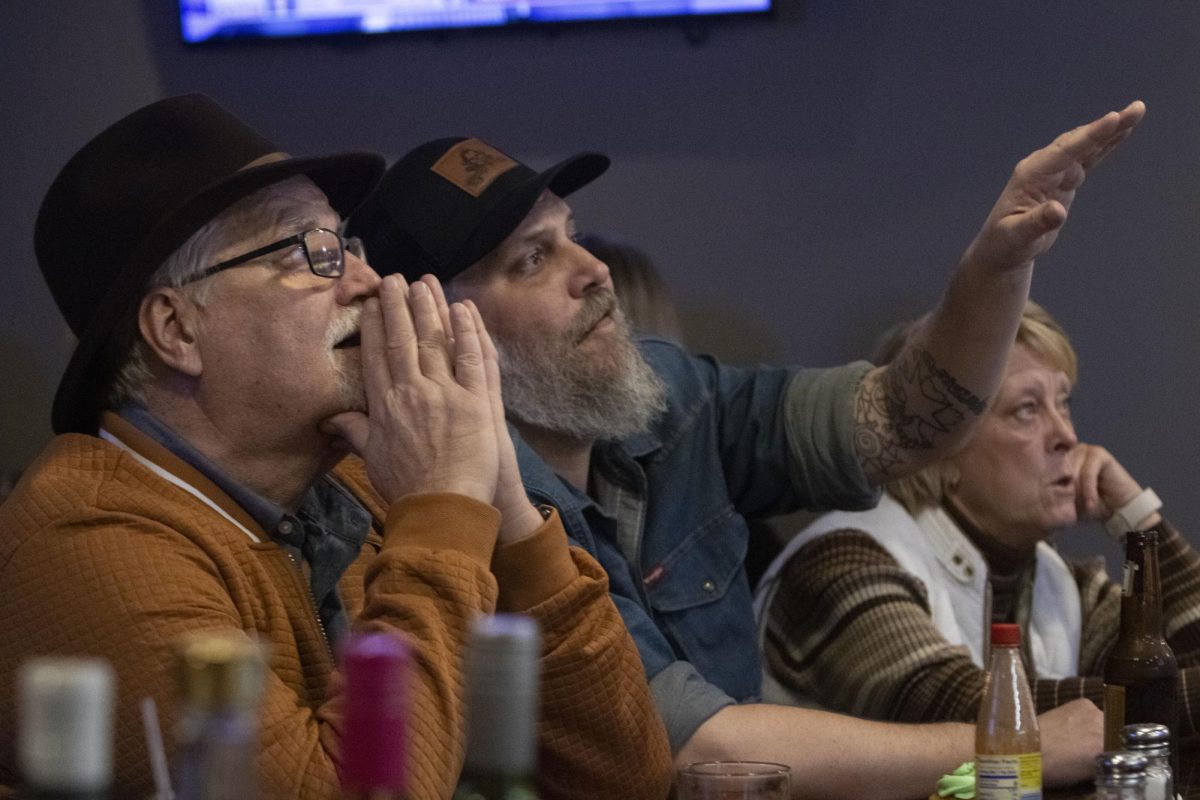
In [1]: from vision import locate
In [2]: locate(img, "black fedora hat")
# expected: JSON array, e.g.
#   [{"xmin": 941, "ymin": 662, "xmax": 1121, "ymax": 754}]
[
  {"xmin": 346, "ymin": 136, "xmax": 608, "ymax": 283},
  {"xmin": 36, "ymin": 93, "xmax": 384, "ymax": 434}
]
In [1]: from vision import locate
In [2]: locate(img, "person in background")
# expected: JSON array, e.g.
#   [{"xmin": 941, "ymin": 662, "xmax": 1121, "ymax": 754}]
[
  {"xmin": 346, "ymin": 103, "xmax": 1143, "ymax": 798},
  {"xmin": 0, "ymin": 95, "xmax": 672, "ymax": 800},
  {"xmin": 755, "ymin": 300, "xmax": 1200, "ymax": 736},
  {"xmin": 577, "ymin": 233, "xmax": 685, "ymax": 343}
]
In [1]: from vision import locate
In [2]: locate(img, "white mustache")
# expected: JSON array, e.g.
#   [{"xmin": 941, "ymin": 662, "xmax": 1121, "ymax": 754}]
[{"xmin": 326, "ymin": 306, "xmax": 362, "ymax": 349}]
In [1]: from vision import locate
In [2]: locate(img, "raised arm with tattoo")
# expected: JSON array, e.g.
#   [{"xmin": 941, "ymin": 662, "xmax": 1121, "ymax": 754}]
[
  {"xmin": 340, "ymin": 110, "xmax": 1146, "ymax": 800},
  {"xmin": 854, "ymin": 101, "xmax": 1145, "ymax": 483}
]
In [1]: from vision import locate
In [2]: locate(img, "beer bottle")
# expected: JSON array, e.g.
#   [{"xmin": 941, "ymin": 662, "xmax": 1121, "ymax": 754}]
[
  {"xmin": 452, "ymin": 614, "xmax": 540, "ymax": 800},
  {"xmin": 975, "ymin": 623, "xmax": 1041, "ymax": 800},
  {"xmin": 1102, "ymin": 529, "xmax": 1179, "ymax": 757}
]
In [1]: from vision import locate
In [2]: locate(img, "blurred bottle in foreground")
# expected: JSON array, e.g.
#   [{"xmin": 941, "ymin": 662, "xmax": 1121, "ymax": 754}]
[
  {"xmin": 1095, "ymin": 751, "xmax": 1149, "ymax": 800},
  {"xmin": 339, "ymin": 631, "xmax": 411, "ymax": 800},
  {"xmin": 1103, "ymin": 530, "xmax": 1179, "ymax": 760},
  {"xmin": 1121, "ymin": 724, "xmax": 1178, "ymax": 800},
  {"xmin": 172, "ymin": 632, "xmax": 266, "ymax": 800},
  {"xmin": 975, "ymin": 623, "xmax": 1041, "ymax": 800},
  {"xmin": 452, "ymin": 614, "xmax": 540, "ymax": 800},
  {"xmin": 18, "ymin": 658, "xmax": 115, "ymax": 800}
]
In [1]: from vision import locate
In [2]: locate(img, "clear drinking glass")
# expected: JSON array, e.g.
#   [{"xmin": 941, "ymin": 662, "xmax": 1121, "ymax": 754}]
[{"xmin": 677, "ymin": 761, "xmax": 791, "ymax": 800}]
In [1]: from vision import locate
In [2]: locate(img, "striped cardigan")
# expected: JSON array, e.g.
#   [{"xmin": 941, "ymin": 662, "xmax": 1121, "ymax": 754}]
[{"xmin": 757, "ymin": 498, "xmax": 1200, "ymax": 736}]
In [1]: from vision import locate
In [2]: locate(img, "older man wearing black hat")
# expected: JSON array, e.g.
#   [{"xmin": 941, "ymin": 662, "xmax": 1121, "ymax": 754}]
[
  {"xmin": 0, "ymin": 96, "xmax": 672, "ymax": 799},
  {"xmin": 346, "ymin": 104, "xmax": 1146, "ymax": 799}
]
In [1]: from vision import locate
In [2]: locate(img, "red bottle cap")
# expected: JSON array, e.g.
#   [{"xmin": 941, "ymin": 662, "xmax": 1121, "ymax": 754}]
[
  {"xmin": 991, "ymin": 623, "xmax": 1021, "ymax": 646},
  {"xmin": 341, "ymin": 631, "xmax": 411, "ymax": 791}
]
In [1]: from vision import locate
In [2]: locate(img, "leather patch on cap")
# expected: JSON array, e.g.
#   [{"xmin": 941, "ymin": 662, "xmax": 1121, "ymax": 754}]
[{"xmin": 430, "ymin": 138, "xmax": 518, "ymax": 197}]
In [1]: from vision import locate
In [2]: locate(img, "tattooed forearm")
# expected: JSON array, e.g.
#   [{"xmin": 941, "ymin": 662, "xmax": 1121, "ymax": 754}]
[
  {"xmin": 935, "ymin": 362, "xmax": 986, "ymax": 415},
  {"xmin": 853, "ymin": 347, "xmax": 986, "ymax": 481}
]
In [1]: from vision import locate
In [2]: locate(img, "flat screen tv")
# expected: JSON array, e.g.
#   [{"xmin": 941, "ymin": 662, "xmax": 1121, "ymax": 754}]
[{"xmin": 180, "ymin": 0, "xmax": 772, "ymax": 43}]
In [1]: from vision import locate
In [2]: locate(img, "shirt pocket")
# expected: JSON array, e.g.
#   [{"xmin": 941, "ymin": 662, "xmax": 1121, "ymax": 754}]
[
  {"xmin": 642, "ymin": 504, "xmax": 760, "ymax": 700},
  {"xmin": 643, "ymin": 503, "xmax": 746, "ymax": 613}
]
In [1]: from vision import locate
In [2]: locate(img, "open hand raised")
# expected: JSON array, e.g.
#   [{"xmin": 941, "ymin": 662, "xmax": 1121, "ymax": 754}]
[{"xmin": 962, "ymin": 100, "xmax": 1145, "ymax": 275}]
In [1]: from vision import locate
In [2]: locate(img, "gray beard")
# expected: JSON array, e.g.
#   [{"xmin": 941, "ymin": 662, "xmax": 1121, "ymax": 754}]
[{"xmin": 495, "ymin": 301, "xmax": 668, "ymax": 443}]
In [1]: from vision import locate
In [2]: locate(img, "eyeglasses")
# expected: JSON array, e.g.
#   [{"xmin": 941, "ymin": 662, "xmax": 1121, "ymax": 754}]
[{"xmin": 180, "ymin": 228, "xmax": 365, "ymax": 285}]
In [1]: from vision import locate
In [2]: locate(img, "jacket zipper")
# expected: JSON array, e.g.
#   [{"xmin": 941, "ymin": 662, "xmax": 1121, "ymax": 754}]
[{"xmin": 284, "ymin": 551, "xmax": 335, "ymax": 663}]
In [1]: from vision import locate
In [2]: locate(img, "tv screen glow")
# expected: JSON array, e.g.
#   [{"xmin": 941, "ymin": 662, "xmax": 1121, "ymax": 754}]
[{"xmin": 180, "ymin": 0, "xmax": 771, "ymax": 43}]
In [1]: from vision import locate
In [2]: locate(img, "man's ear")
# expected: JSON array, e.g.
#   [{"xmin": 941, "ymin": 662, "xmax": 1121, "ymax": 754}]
[{"xmin": 138, "ymin": 287, "xmax": 203, "ymax": 377}]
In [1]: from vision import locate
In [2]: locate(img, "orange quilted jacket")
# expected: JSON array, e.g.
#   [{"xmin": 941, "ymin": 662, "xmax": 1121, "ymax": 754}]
[{"xmin": 0, "ymin": 413, "xmax": 671, "ymax": 800}]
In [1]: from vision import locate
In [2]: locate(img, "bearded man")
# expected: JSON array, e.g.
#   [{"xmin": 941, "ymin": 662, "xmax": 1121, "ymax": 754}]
[
  {"xmin": 0, "ymin": 96, "xmax": 672, "ymax": 800},
  {"xmin": 347, "ymin": 105, "xmax": 1143, "ymax": 799}
]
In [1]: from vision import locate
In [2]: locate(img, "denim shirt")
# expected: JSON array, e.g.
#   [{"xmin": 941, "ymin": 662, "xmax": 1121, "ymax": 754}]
[{"xmin": 514, "ymin": 338, "xmax": 879, "ymax": 750}]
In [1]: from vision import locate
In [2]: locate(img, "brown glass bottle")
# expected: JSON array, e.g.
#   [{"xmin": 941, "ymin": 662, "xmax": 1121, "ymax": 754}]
[{"xmin": 1103, "ymin": 529, "xmax": 1179, "ymax": 759}]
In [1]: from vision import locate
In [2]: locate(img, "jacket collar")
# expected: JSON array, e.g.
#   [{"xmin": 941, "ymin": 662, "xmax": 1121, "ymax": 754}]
[{"xmin": 98, "ymin": 411, "xmax": 268, "ymax": 542}]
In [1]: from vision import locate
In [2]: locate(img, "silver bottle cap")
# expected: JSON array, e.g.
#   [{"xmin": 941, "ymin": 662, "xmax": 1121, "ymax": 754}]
[
  {"xmin": 18, "ymin": 657, "xmax": 115, "ymax": 792},
  {"xmin": 1096, "ymin": 751, "xmax": 1149, "ymax": 787},
  {"xmin": 1122, "ymin": 723, "xmax": 1171, "ymax": 757}
]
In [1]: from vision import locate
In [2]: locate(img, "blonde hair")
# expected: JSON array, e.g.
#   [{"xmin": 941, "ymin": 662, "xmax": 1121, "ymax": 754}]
[{"xmin": 884, "ymin": 301, "xmax": 1078, "ymax": 514}]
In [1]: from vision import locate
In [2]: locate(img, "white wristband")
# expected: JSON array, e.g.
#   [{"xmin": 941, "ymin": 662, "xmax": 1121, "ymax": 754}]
[{"xmin": 1104, "ymin": 487, "xmax": 1162, "ymax": 541}]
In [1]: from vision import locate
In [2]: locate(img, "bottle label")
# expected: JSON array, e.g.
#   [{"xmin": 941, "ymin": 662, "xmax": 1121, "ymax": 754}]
[
  {"xmin": 976, "ymin": 753, "xmax": 1042, "ymax": 800},
  {"xmin": 1103, "ymin": 684, "xmax": 1125, "ymax": 750},
  {"xmin": 1122, "ymin": 560, "xmax": 1139, "ymax": 595},
  {"xmin": 1103, "ymin": 679, "xmax": 1178, "ymax": 751}
]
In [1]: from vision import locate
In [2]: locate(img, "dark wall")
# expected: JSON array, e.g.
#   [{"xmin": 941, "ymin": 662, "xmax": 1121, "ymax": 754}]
[{"xmin": 3, "ymin": 2, "xmax": 1198, "ymax": 565}]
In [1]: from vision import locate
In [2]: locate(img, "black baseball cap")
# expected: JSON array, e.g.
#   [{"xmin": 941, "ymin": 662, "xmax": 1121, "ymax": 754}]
[{"xmin": 346, "ymin": 137, "xmax": 609, "ymax": 282}]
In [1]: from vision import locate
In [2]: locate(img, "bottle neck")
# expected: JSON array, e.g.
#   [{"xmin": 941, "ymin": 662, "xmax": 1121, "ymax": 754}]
[
  {"xmin": 463, "ymin": 686, "xmax": 537, "ymax": 777},
  {"xmin": 988, "ymin": 642, "xmax": 1021, "ymax": 666},
  {"xmin": 461, "ymin": 618, "xmax": 539, "ymax": 779},
  {"xmin": 339, "ymin": 633, "xmax": 410, "ymax": 795},
  {"xmin": 1121, "ymin": 533, "xmax": 1165, "ymax": 636}
]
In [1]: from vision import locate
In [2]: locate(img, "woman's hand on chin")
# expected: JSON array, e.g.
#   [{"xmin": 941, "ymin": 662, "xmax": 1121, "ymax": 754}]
[{"xmin": 1071, "ymin": 443, "xmax": 1143, "ymax": 522}]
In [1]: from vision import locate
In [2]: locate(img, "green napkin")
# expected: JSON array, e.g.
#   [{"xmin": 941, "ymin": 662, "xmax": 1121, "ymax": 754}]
[{"xmin": 935, "ymin": 761, "xmax": 975, "ymax": 799}]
